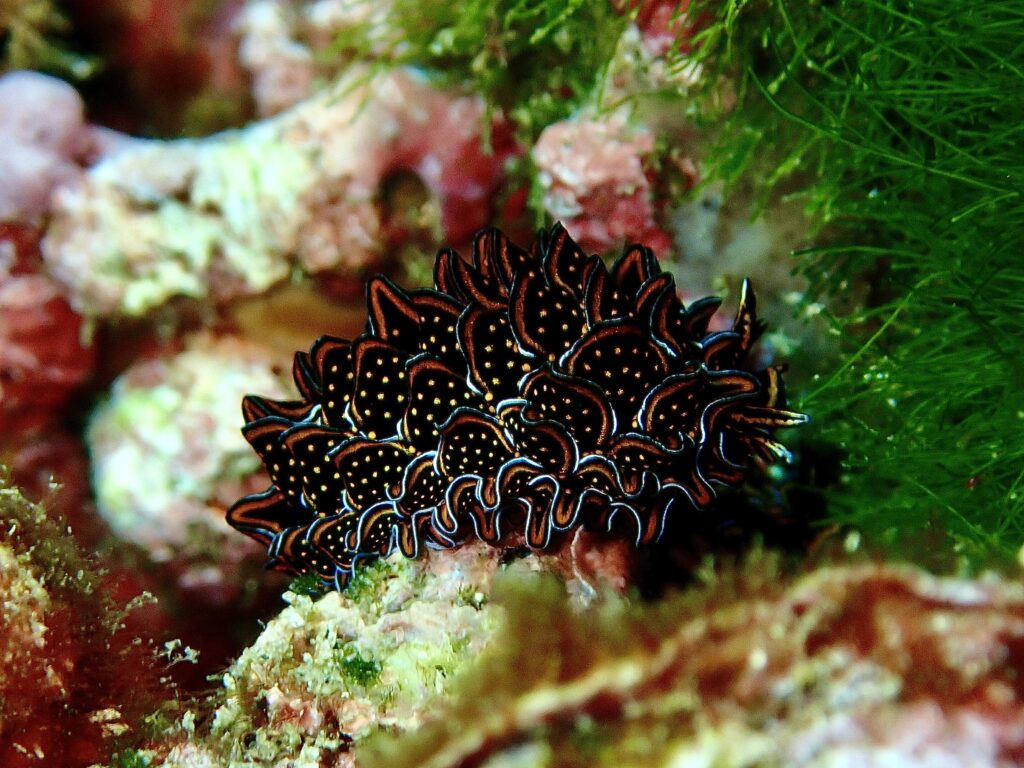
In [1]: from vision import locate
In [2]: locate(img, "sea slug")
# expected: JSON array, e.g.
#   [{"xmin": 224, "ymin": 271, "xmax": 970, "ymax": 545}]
[{"xmin": 227, "ymin": 224, "xmax": 807, "ymax": 590}]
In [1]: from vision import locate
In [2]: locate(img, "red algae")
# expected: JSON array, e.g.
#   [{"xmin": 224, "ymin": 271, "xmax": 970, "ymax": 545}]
[
  {"xmin": 0, "ymin": 224, "xmax": 95, "ymax": 437},
  {"xmin": 0, "ymin": 477, "xmax": 171, "ymax": 768},
  {"xmin": 6, "ymin": 430, "xmax": 100, "ymax": 546}
]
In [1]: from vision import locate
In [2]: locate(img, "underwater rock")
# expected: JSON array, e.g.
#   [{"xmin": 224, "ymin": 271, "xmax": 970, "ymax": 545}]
[
  {"xmin": 153, "ymin": 541, "xmax": 561, "ymax": 768},
  {"xmin": 5, "ymin": 429, "xmax": 98, "ymax": 545},
  {"xmin": 236, "ymin": 0, "xmax": 316, "ymax": 116},
  {"xmin": 61, "ymin": 0, "xmax": 249, "ymax": 135},
  {"xmin": 667, "ymin": 187, "xmax": 824, "ymax": 362},
  {"xmin": 42, "ymin": 67, "xmax": 513, "ymax": 318},
  {"xmin": 0, "ymin": 274, "xmax": 91, "ymax": 433},
  {"xmin": 532, "ymin": 114, "xmax": 677, "ymax": 255},
  {"xmin": 87, "ymin": 333, "xmax": 292, "ymax": 595},
  {"xmin": 360, "ymin": 558, "xmax": 1024, "ymax": 768},
  {"xmin": 140, "ymin": 555, "xmax": 1024, "ymax": 768},
  {"xmin": 236, "ymin": 0, "xmax": 399, "ymax": 116},
  {"xmin": 0, "ymin": 540, "xmax": 58, "ymax": 721}
]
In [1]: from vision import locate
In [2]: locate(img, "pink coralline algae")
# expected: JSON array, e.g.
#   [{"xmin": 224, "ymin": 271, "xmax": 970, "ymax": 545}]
[
  {"xmin": 235, "ymin": 0, "xmax": 406, "ymax": 117},
  {"xmin": 235, "ymin": 0, "xmax": 318, "ymax": 116},
  {"xmin": 0, "ymin": 224, "xmax": 95, "ymax": 437},
  {"xmin": 41, "ymin": 68, "xmax": 518, "ymax": 318},
  {"xmin": 532, "ymin": 114, "xmax": 682, "ymax": 255},
  {"xmin": 0, "ymin": 71, "xmax": 96, "ymax": 223},
  {"xmin": 619, "ymin": 0, "xmax": 707, "ymax": 57}
]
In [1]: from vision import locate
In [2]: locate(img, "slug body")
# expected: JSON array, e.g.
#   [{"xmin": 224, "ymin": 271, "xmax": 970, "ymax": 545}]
[{"xmin": 228, "ymin": 225, "xmax": 807, "ymax": 590}]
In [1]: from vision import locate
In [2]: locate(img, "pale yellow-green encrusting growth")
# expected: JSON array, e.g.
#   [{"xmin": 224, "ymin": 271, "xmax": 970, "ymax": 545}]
[
  {"xmin": 153, "ymin": 542, "xmax": 568, "ymax": 768},
  {"xmin": 42, "ymin": 67, "xmax": 488, "ymax": 319},
  {"xmin": 87, "ymin": 334, "xmax": 291, "ymax": 566}
]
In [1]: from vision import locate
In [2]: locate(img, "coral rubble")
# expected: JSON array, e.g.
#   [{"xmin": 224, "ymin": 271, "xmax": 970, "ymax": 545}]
[
  {"xmin": 532, "ymin": 114, "xmax": 676, "ymax": 255},
  {"xmin": 137, "ymin": 555, "xmax": 1024, "ymax": 768},
  {"xmin": 235, "ymin": 0, "xmax": 410, "ymax": 118},
  {"xmin": 0, "ymin": 70, "xmax": 94, "ymax": 222}
]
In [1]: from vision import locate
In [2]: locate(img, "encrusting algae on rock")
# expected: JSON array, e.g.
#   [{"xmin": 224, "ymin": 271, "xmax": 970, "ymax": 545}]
[
  {"xmin": 87, "ymin": 332, "xmax": 294, "ymax": 593},
  {"xmin": 358, "ymin": 555, "xmax": 1024, "ymax": 768},
  {"xmin": 138, "ymin": 550, "xmax": 1024, "ymax": 768},
  {"xmin": 87, "ymin": 333, "xmax": 292, "ymax": 561},
  {"xmin": 40, "ymin": 66, "xmax": 515, "ymax": 319},
  {"xmin": 153, "ymin": 540, "xmax": 567, "ymax": 768}
]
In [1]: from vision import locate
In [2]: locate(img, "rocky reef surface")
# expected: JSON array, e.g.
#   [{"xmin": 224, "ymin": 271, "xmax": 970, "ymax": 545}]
[{"xmin": 136, "ymin": 552, "xmax": 1024, "ymax": 768}]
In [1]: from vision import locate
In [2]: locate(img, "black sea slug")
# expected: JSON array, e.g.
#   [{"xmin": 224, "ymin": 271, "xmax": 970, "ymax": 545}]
[{"xmin": 228, "ymin": 225, "xmax": 807, "ymax": 590}]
